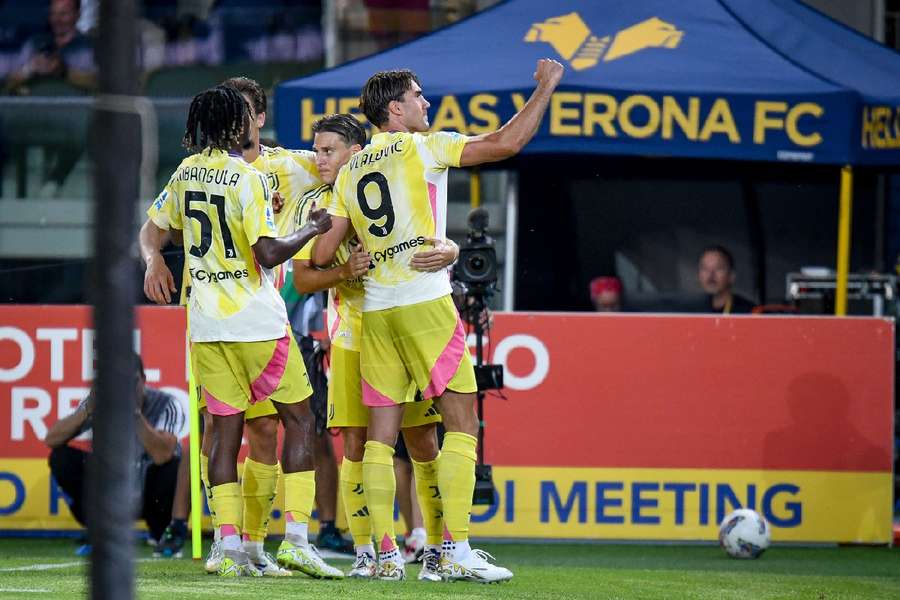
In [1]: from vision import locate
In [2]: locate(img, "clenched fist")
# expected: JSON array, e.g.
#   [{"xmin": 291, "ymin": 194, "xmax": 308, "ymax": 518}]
[
  {"xmin": 307, "ymin": 207, "xmax": 332, "ymax": 235},
  {"xmin": 533, "ymin": 58, "xmax": 564, "ymax": 90}
]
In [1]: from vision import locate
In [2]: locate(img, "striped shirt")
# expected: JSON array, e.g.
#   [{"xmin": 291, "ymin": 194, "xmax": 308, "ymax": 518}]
[{"xmin": 72, "ymin": 387, "xmax": 185, "ymax": 503}]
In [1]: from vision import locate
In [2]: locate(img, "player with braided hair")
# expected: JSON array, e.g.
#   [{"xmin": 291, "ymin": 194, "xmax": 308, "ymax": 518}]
[
  {"xmin": 142, "ymin": 85, "xmax": 340, "ymax": 578},
  {"xmin": 181, "ymin": 85, "xmax": 250, "ymax": 153}
]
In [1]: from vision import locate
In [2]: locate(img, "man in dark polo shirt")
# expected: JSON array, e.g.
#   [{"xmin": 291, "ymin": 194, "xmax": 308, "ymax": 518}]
[{"xmin": 698, "ymin": 245, "xmax": 756, "ymax": 314}]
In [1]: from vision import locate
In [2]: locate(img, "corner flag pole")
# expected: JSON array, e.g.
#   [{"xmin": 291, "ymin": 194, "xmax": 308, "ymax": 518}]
[
  {"xmin": 835, "ymin": 165, "xmax": 853, "ymax": 316},
  {"xmin": 187, "ymin": 340, "xmax": 202, "ymax": 559}
]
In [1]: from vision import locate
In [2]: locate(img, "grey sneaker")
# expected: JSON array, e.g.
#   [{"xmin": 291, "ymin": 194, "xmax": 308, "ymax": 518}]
[
  {"xmin": 348, "ymin": 551, "xmax": 377, "ymax": 579},
  {"xmin": 417, "ymin": 548, "xmax": 442, "ymax": 582}
]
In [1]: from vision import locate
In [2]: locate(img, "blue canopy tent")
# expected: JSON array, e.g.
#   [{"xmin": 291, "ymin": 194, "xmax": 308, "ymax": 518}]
[{"xmin": 275, "ymin": 0, "xmax": 900, "ymax": 310}]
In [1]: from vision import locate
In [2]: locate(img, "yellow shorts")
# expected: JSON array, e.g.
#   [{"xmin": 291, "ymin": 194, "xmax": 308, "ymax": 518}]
[
  {"xmin": 198, "ymin": 394, "xmax": 279, "ymax": 420},
  {"xmin": 328, "ymin": 344, "xmax": 442, "ymax": 428},
  {"xmin": 360, "ymin": 295, "xmax": 477, "ymax": 407},
  {"xmin": 191, "ymin": 333, "xmax": 312, "ymax": 417}
]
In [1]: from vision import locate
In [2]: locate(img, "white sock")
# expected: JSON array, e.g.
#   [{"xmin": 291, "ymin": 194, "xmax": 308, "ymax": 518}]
[
  {"xmin": 221, "ymin": 534, "xmax": 241, "ymax": 552},
  {"xmin": 213, "ymin": 528, "xmax": 221, "ymax": 543},
  {"xmin": 410, "ymin": 527, "xmax": 426, "ymax": 540},
  {"xmin": 243, "ymin": 540, "xmax": 264, "ymax": 560},
  {"xmin": 285, "ymin": 521, "xmax": 309, "ymax": 546},
  {"xmin": 448, "ymin": 540, "xmax": 470, "ymax": 560},
  {"xmin": 356, "ymin": 544, "xmax": 375, "ymax": 558}
]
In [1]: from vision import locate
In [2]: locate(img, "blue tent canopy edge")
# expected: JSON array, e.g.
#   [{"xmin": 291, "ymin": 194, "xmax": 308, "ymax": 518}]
[{"xmin": 276, "ymin": 0, "xmax": 900, "ymax": 166}]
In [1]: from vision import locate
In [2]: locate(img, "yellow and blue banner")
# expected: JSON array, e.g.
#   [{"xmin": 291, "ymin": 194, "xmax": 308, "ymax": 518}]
[
  {"xmin": 276, "ymin": 0, "xmax": 900, "ymax": 165},
  {"xmin": 0, "ymin": 307, "xmax": 894, "ymax": 543}
]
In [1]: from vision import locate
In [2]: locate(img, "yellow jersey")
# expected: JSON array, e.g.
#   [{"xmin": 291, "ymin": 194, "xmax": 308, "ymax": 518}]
[
  {"xmin": 295, "ymin": 185, "xmax": 365, "ymax": 351},
  {"xmin": 251, "ymin": 145, "xmax": 321, "ymax": 289},
  {"xmin": 147, "ymin": 148, "xmax": 287, "ymax": 342},
  {"xmin": 329, "ymin": 131, "xmax": 467, "ymax": 311}
]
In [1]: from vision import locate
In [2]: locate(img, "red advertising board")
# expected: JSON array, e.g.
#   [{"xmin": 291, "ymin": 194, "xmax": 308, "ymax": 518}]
[
  {"xmin": 480, "ymin": 313, "xmax": 894, "ymax": 472},
  {"xmin": 0, "ymin": 306, "xmax": 188, "ymax": 457},
  {"xmin": 0, "ymin": 306, "xmax": 893, "ymax": 542}
]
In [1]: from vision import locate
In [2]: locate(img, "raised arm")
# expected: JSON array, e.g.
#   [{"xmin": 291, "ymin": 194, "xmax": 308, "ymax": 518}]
[
  {"xmin": 459, "ymin": 59, "xmax": 564, "ymax": 167},
  {"xmin": 44, "ymin": 393, "xmax": 93, "ymax": 448},
  {"xmin": 253, "ymin": 207, "xmax": 332, "ymax": 269}
]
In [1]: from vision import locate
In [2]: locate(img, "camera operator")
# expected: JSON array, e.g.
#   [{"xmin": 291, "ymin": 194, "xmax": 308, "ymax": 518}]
[{"xmin": 45, "ymin": 352, "xmax": 184, "ymax": 554}]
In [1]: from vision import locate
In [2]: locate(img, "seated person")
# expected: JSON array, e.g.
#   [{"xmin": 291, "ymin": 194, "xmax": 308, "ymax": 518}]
[
  {"xmin": 44, "ymin": 353, "xmax": 184, "ymax": 552},
  {"xmin": 589, "ymin": 276, "xmax": 623, "ymax": 312},
  {"xmin": 698, "ymin": 245, "xmax": 756, "ymax": 314},
  {"xmin": 5, "ymin": 0, "xmax": 96, "ymax": 94},
  {"xmin": 4, "ymin": 0, "xmax": 96, "ymax": 197}
]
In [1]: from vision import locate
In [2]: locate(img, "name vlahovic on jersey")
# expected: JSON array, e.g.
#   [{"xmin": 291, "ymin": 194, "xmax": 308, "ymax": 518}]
[{"xmin": 347, "ymin": 138, "xmax": 404, "ymax": 170}]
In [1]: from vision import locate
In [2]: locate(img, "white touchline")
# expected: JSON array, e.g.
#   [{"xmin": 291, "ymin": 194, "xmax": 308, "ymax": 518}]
[
  {"xmin": 0, "ymin": 561, "xmax": 83, "ymax": 572},
  {"xmin": 0, "ymin": 558, "xmax": 154, "ymax": 572}
]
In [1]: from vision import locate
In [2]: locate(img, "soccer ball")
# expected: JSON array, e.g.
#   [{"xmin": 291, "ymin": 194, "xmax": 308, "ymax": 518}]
[{"xmin": 718, "ymin": 508, "xmax": 771, "ymax": 559}]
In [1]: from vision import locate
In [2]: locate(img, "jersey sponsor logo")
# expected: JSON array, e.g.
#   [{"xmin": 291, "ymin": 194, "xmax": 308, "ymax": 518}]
[
  {"xmin": 524, "ymin": 13, "xmax": 683, "ymax": 71},
  {"xmin": 372, "ymin": 236, "xmax": 426, "ymax": 264},
  {"xmin": 189, "ymin": 268, "xmax": 250, "ymax": 283},
  {"xmin": 175, "ymin": 165, "xmax": 242, "ymax": 187}
]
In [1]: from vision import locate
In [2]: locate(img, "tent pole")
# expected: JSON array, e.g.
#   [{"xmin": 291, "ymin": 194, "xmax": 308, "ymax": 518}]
[
  {"xmin": 503, "ymin": 172, "xmax": 518, "ymax": 311},
  {"xmin": 322, "ymin": 0, "xmax": 339, "ymax": 68},
  {"xmin": 836, "ymin": 165, "xmax": 853, "ymax": 316},
  {"xmin": 470, "ymin": 168, "xmax": 481, "ymax": 208}
]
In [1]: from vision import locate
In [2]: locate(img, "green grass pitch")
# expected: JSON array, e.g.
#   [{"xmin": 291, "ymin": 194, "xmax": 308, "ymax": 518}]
[{"xmin": 0, "ymin": 538, "xmax": 898, "ymax": 599}]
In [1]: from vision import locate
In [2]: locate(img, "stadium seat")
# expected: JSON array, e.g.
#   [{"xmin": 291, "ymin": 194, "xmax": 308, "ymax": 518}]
[
  {"xmin": 143, "ymin": 66, "xmax": 222, "ymax": 97},
  {"xmin": 151, "ymin": 98, "xmax": 191, "ymax": 188},
  {"xmin": 24, "ymin": 78, "xmax": 92, "ymax": 96},
  {"xmin": 223, "ymin": 60, "xmax": 321, "ymax": 92}
]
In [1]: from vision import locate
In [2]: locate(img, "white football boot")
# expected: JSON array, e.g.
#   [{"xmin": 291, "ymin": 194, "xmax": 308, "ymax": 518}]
[{"xmin": 442, "ymin": 546, "xmax": 513, "ymax": 583}]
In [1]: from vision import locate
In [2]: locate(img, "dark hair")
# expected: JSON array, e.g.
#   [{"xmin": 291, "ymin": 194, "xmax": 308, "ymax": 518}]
[
  {"xmin": 312, "ymin": 114, "xmax": 367, "ymax": 148},
  {"xmin": 359, "ymin": 69, "xmax": 420, "ymax": 127},
  {"xmin": 701, "ymin": 245, "xmax": 735, "ymax": 270},
  {"xmin": 55, "ymin": 0, "xmax": 81, "ymax": 14},
  {"xmin": 221, "ymin": 76, "xmax": 267, "ymax": 116},
  {"xmin": 182, "ymin": 85, "xmax": 250, "ymax": 152}
]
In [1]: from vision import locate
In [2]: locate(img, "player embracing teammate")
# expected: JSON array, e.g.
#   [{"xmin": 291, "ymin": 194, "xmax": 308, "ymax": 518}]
[
  {"xmin": 313, "ymin": 57, "xmax": 563, "ymax": 582},
  {"xmin": 141, "ymin": 57, "xmax": 562, "ymax": 584}
]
